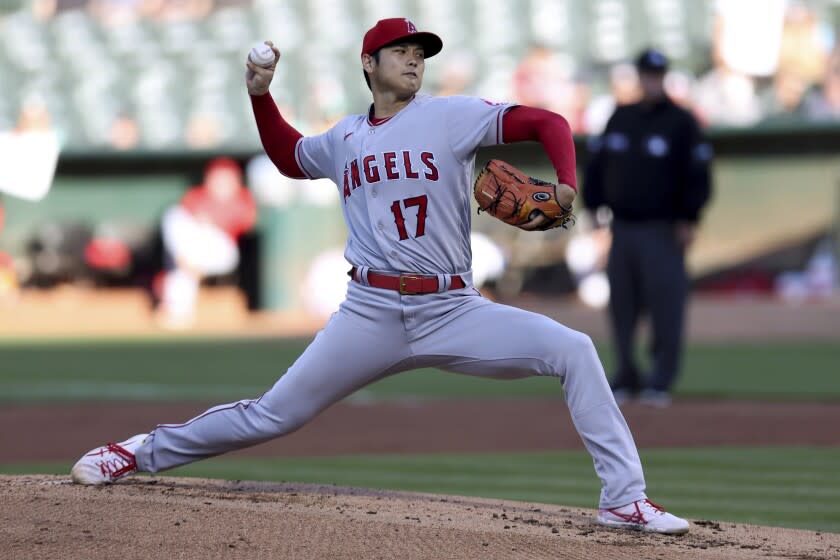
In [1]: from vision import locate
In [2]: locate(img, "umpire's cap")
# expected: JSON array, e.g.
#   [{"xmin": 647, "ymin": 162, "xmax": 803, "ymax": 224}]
[
  {"xmin": 362, "ymin": 18, "xmax": 443, "ymax": 58},
  {"xmin": 635, "ymin": 48, "xmax": 668, "ymax": 74}
]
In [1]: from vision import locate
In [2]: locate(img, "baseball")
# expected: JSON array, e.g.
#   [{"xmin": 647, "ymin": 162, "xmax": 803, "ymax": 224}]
[{"xmin": 249, "ymin": 43, "xmax": 275, "ymax": 67}]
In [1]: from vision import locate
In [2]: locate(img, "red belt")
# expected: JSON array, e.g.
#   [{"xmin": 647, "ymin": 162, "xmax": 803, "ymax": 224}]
[{"xmin": 349, "ymin": 267, "xmax": 465, "ymax": 295}]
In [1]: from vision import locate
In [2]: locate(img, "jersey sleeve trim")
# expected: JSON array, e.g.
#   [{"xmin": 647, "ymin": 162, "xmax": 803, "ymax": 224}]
[
  {"xmin": 484, "ymin": 101, "xmax": 517, "ymax": 148},
  {"xmin": 496, "ymin": 104, "xmax": 517, "ymax": 145},
  {"xmin": 294, "ymin": 138, "xmax": 315, "ymax": 180}
]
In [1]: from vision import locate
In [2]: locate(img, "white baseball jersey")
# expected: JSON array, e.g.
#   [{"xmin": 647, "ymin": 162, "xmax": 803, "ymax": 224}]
[
  {"xmin": 131, "ymin": 92, "xmax": 650, "ymax": 512},
  {"xmin": 295, "ymin": 94, "xmax": 513, "ymax": 275}
]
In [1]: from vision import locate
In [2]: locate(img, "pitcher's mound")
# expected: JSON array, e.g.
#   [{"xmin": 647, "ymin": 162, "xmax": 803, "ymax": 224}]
[{"xmin": 2, "ymin": 475, "xmax": 836, "ymax": 559}]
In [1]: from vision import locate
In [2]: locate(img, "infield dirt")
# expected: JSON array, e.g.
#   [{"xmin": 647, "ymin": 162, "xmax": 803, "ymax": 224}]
[{"xmin": 3, "ymin": 475, "xmax": 838, "ymax": 560}]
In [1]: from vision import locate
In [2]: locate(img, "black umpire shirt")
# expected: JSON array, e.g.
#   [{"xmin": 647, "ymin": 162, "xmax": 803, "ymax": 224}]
[{"xmin": 583, "ymin": 99, "xmax": 712, "ymax": 223}]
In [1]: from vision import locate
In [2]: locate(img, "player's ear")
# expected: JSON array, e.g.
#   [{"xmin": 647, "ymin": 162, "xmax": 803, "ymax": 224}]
[{"xmin": 361, "ymin": 53, "xmax": 375, "ymax": 73}]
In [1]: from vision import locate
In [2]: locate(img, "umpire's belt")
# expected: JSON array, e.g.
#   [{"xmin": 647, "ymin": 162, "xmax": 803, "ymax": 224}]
[{"xmin": 349, "ymin": 267, "xmax": 465, "ymax": 295}]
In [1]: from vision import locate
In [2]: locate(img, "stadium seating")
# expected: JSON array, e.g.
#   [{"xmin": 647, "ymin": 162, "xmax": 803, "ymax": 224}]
[{"xmin": 0, "ymin": 0, "xmax": 716, "ymax": 151}]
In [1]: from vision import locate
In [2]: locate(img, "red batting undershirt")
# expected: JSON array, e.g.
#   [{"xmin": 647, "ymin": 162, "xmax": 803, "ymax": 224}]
[{"xmin": 250, "ymin": 93, "xmax": 577, "ymax": 190}]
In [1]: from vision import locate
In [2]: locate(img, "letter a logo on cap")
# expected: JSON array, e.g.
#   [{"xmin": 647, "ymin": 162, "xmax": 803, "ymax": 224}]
[{"xmin": 405, "ymin": 19, "xmax": 417, "ymax": 33}]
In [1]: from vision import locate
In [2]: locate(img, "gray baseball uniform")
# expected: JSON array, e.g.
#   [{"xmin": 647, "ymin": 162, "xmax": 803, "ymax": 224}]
[{"xmin": 134, "ymin": 94, "xmax": 647, "ymax": 509}]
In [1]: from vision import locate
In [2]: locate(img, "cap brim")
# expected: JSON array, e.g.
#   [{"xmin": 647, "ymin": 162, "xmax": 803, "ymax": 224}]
[{"xmin": 381, "ymin": 31, "xmax": 443, "ymax": 58}]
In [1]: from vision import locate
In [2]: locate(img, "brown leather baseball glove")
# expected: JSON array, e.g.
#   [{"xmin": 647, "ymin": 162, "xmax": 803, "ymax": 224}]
[{"xmin": 474, "ymin": 159, "xmax": 576, "ymax": 231}]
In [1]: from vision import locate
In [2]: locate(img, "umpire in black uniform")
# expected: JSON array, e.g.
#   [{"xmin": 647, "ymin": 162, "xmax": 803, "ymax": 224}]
[{"xmin": 582, "ymin": 48, "xmax": 712, "ymax": 407}]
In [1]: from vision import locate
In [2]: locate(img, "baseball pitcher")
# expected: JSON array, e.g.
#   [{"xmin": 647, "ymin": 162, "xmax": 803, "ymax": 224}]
[{"xmin": 71, "ymin": 18, "xmax": 689, "ymax": 534}]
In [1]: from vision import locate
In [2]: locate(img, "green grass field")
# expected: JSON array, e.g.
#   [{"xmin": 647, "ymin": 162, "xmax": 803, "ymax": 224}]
[
  {"xmin": 1, "ymin": 336, "xmax": 838, "ymax": 533},
  {"xmin": 3, "ymin": 447, "xmax": 838, "ymax": 533},
  {"xmin": 0, "ymin": 337, "xmax": 838, "ymax": 402}
]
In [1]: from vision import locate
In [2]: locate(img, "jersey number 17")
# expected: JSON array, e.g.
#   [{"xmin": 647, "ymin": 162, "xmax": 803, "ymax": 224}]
[{"xmin": 390, "ymin": 195, "xmax": 428, "ymax": 240}]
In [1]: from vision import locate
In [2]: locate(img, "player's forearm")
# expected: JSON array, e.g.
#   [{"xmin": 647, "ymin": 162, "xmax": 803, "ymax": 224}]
[
  {"xmin": 502, "ymin": 106, "xmax": 577, "ymax": 192},
  {"xmin": 250, "ymin": 92, "xmax": 306, "ymax": 179}
]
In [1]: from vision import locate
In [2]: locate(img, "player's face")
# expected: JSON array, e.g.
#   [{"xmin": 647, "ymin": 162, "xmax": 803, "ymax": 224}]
[
  {"xmin": 206, "ymin": 168, "xmax": 240, "ymax": 200},
  {"xmin": 371, "ymin": 43, "xmax": 425, "ymax": 96}
]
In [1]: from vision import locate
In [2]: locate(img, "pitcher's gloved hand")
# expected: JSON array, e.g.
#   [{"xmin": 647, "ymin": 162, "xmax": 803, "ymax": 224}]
[{"xmin": 474, "ymin": 159, "xmax": 576, "ymax": 231}]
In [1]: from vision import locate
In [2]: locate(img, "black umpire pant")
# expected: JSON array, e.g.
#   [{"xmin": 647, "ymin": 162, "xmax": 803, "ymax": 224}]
[{"xmin": 607, "ymin": 219, "xmax": 688, "ymax": 393}]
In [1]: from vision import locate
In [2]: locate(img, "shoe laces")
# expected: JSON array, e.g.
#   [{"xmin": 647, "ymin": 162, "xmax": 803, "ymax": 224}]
[
  {"xmin": 96, "ymin": 443, "xmax": 137, "ymax": 480},
  {"xmin": 606, "ymin": 499, "xmax": 665, "ymax": 524}
]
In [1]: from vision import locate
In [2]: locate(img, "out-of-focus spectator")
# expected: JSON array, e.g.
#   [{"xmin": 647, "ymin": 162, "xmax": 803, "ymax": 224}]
[
  {"xmin": 15, "ymin": 96, "xmax": 53, "ymax": 133},
  {"xmin": 511, "ymin": 45, "xmax": 588, "ymax": 131},
  {"xmin": 564, "ymin": 71, "xmax": 592, "ymax": 135},
  {"xmin": 693, "ymin": 58, "xmax": 762, "ymax": 128},
  {"xmin": 758, "ymin": 1, "xmax": 834, "ymax": 125},
  {"xmin": 108, "ymin": 111, "xmax": 140, "ymax": 150},
  {"xmin": 434, "ymin": 50, "xmax": 478, "ymax": 97},
  {"xmin": 511, "ymin": 44, "xmax": 558, "ymax": 109},
  {"xmin": 760, "ymin": 69, "xmax": 809, "ymax": 125},
  {"xmin": 31, "ymin": 0, "xmax": 87, "ymax": 20},
  {"xmin": 157, "ymin": 157, "xmax": 257, "ymax": 328},
  {"xmin": 88, "ymin": 0, "xmax": 145, "ymax": 26},
  {"xmin": 1, "ymin": 96, "xmax": 60, "ymax": 202},
  {"xmin": 714, "ymin": 0, "xmax": 787, "ymax": 78},
  {"xmin": 692, "ymin": 65, "xmax": 762, "ymax": 127},
  {"xmin": 184, "ymin": 111, "xmax": 224, "ymax": 149},
  {"xmin": 693, "ymin": 0, "xmax": 786, "ymax": 127},
  {"xmin": 30, "ymin": 0, "xmax": 58, "ymax": 21},
  {"xmin": 140, "ymin": 0, "xmax": 212, "ymax": 22},
  {"xmin": 802, "ymin": 48, "xmax": 840, "ymax": 121},
  {"xmin": 664, "ymin": 70, "xmax": 695, "ymax": 111},
  {"xmin": 776, "ymin": 1, "xmax": 832, "ymax": 86},
  {"xmin": 583, "ymin": 62, "xmax": 640, "ymax": 135}
]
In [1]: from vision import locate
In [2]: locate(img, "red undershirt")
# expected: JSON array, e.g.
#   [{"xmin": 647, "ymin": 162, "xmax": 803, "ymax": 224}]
[{"xmin": 250, "ymin": 93, "xmax": 577, "ymax": 190}]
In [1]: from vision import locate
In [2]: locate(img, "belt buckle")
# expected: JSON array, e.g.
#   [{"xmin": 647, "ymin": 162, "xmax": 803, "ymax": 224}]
[{"xmin": 399, "ymin": 274, "xmax": 424, "ymax": 295}]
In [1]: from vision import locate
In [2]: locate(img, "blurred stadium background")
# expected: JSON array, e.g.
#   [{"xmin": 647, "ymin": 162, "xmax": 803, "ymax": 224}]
[{"xmin": 0, "ymin": 0, "xmax": 838, "ymax": 329}]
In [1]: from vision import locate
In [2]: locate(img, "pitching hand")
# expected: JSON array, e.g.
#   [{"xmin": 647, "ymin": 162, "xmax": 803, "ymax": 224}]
[{"xmin": 245, "ymin": 41, "xmax": 281, "ymax": 96}]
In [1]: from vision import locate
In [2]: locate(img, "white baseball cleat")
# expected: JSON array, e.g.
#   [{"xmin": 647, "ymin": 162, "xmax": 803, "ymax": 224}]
[
  {"xmin": 70, "ymin": 433, "xmax": 149, "ymax": 485},
  {"xmin": 597, "ymin": 499, "xmax": 690, "ymax": 534}
]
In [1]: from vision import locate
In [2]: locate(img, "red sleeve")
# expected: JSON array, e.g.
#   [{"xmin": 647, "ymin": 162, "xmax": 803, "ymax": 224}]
[
  {"xmin": 502, "ymin": 106, "xmax": 577, "ymax": 191},
  {"xmin": 250, "ymin": 92, "xmax": 306, "ymax": 179}
]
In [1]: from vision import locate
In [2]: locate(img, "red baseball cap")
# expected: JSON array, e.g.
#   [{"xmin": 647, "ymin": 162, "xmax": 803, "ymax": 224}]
[{"xmin": 362, "ymin": 18, "xmax": 442, "ymax": 58}]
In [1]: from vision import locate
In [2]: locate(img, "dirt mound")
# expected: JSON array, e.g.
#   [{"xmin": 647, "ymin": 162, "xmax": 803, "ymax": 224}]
[{"xmin": 2, "ymin": 475, "xmax": 836, "ymax": 560}]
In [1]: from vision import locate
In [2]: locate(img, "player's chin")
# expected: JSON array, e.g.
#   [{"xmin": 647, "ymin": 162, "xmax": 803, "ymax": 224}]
[
  {"xmin": 401, "ymin": 74, "xmax": 422, "ymax": 90},
  {"xmin": 384, "ymin": 77, "xmax": 421, "ymax": 98}
]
